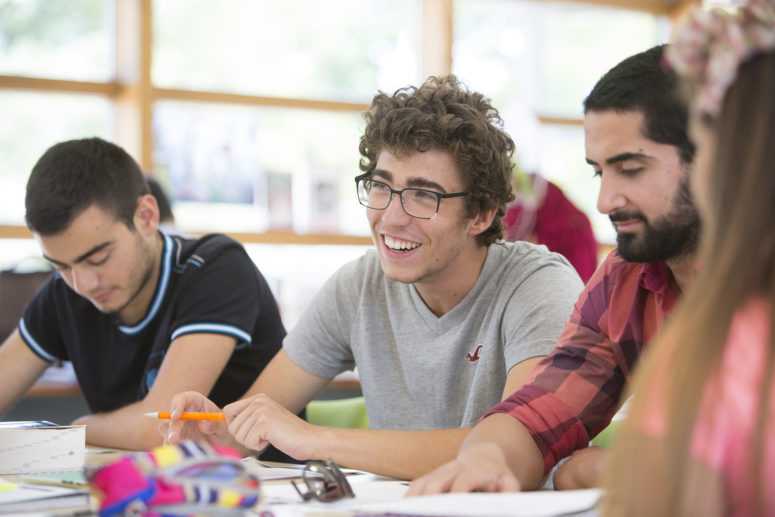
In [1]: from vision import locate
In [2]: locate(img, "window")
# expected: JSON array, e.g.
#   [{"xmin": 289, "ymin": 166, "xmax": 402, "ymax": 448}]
[
  {"xmin": 0, "ymin": 0, "xmax": 691, "ymax": 334},
  {"xmin": 454, "ymin": 0, "xmax": 669, "ymax": 242},
  {"xmin": 0, "ymin": 0, "xmax": 113, "ymax": 81},
  {"xmin": 1, "ymin": 0, "xmax": 684, "ymax": 244},
  {"xmin": 0, "ymin": 91, "xmax": 112, "ymax": 223},
  {"xmin": 153, "ymin": 0, "xmax": 420, "ymax": 102},
  {"xmin": 153, "ymin": 101, "xmax": 368, "ymax": 235}
]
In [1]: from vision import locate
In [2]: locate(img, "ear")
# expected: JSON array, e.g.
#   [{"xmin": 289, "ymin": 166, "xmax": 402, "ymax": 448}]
[
  {"xmin": 467, "ymin": 206, "xmax": 498, "ymax": 239},
  {"xmin": 133, "ymin": 194, "xmax": 160, "ymax": 236}
]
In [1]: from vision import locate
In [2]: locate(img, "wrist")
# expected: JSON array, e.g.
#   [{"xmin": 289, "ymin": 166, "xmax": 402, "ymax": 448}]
[{"xmin": 305, "ymin": 424, "xmax": 335, "ymax": 460}]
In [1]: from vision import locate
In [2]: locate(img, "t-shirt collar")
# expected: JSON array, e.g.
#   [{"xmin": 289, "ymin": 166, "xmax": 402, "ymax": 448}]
[{"xmin": 117, "ymin": 231, "xmax": 175, "ymax": 335}]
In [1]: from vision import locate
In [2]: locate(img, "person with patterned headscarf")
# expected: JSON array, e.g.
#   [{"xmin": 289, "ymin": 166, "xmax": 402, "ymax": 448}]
[{"xmin": 602, "ymin": 2, "xmax": 775, "ymax": 515}]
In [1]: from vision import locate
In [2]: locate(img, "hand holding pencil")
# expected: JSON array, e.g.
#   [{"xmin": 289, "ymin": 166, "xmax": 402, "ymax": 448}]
[{"xmin": 160, "ymin": 391, "xmax": 231, "ymax": 445}]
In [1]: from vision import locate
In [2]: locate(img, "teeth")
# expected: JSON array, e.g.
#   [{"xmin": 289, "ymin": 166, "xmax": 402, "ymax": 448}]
[{"xmin": 384, "ymin": 235, "xmax": 421, "ymax": 251}]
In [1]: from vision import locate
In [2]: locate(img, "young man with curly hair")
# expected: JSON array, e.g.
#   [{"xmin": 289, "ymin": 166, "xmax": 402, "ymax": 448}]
[{"xmin": 168, "ymin": 76, "xmax": 583, "ymax": 480}]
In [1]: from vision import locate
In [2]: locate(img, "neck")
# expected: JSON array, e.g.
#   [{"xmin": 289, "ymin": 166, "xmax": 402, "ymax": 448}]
[
  {"xmin": 666, "ymin": 253, "xmax": 698, "ymax": 292},
  {"xmin": 118, "ymin": 232, "xmax": 164, "ymax": 325},
  {"xmin": 414, "ymin": 244, "xmax": 489, "ymax": 317}
]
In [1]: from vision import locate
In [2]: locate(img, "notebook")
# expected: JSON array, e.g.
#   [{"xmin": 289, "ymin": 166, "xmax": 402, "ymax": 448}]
[{"xmin": 0, "ymin": 421, "xmax": 85, "ymax": 474}]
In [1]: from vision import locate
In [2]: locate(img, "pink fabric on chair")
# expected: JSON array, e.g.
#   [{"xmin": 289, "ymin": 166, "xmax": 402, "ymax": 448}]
[{"xmin": 504, "ymin": 177, "xmax": 597, "ymax": 282}]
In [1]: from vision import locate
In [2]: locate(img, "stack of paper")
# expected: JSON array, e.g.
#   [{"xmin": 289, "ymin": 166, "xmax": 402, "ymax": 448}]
[
  {"xmin": 0, "ymin": 421, "xmax": 85, "ymax": 475},
  {"xmin": 0, "ymin": 479, "xmax": 90, "ymax": 515}
]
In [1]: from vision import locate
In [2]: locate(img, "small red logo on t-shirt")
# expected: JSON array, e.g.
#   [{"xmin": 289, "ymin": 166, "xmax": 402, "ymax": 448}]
[{"xmin": 466, "ymin": 344, "xmax": 483, "ymax": 363}]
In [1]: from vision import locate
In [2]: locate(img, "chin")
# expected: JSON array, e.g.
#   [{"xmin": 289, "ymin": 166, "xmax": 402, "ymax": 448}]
[
  {"xmin": 381, "ymin": 265, "xmax": 421, "ymax": 285},
  {"xmin": 91, "ymin": 303, "xmax": 113, "ymax": 314},
  {"xmin": 90, "ymin": 298, "xmax": 123, "ymax": 315}
]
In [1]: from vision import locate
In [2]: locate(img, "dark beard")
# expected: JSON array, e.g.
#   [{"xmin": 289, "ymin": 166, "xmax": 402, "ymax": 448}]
[{"xmin": 614, "ymin": 179, "xmax": 701, "ymax": 263}]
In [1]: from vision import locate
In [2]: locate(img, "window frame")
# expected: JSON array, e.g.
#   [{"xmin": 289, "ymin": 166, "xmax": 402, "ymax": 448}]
[{"xmin": 0, "ymin": 0, "xmax": 697, "ymax": 244}]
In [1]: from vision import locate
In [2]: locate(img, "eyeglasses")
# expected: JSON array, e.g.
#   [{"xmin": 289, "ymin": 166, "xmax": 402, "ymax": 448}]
[
  {"xmin": 355, "ymin": 173, "xmax": 468, "ymax": 220},
  {"xmin": 291, "ymin": 459, "xmax": 355, "ymax": 503}
]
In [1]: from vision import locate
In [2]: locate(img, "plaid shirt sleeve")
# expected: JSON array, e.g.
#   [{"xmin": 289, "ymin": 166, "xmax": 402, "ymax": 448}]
[{"xmin": 483, "ymin": 252, "xmax": 634, "ymax": 474}]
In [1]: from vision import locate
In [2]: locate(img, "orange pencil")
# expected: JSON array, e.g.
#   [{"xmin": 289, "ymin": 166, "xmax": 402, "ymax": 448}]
[{"xmin": 144, "ymin": 411, "xmax": 225, "ymax": 421}]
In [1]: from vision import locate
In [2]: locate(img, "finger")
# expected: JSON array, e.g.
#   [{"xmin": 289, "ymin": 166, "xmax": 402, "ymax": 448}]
[
  {"xmin": 229, "ymin": 408, "xmax": 265, "ymax": 448},
  {"xmin": 496, "ymin": 472, "xmax": 521, "ymax": 492},
  {"xmin": 169, "ymin": 391, "xmax": 201, "ymax": 416},
  {"xmin": 227, "ymin": 400, "xmax": 261, "ymax": 437},
  {"xmin": 406, "ymin": 475, "xmax": 429, "ymax": 497},
  {"xmin": 158, "ymin": 421, "xmax": 171, "ymax": 443},
  {"xmin": 406, "ymin": 475, "xmax": 432, "ymax": 497},
  {"xmin": 408, "ymin": 464, "xmax": 457, "ymax": 496},
  {"xmin": 166, "ymin": 393, "xmax": 204, "ymax": 444},
  {"xmin": 234, "ymin": 417, "xmax": 269, "ymax": 453},
  {"xmin": 224, "ymin": 395, "xmax": 262, "ymax": 418},
  {"xmin": 449, "ymin": 470, "xmax": 495, "ymax": 493}
]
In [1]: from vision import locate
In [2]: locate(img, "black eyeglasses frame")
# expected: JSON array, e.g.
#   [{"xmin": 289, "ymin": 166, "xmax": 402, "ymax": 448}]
[{"xmin": 354, "ymin": 173, "xmax": 468, "ymax": 220}]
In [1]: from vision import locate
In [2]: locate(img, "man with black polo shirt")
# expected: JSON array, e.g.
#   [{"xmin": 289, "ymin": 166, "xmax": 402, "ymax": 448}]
[{"xmin": 0, "ymin": 137, "xmax": 286, "ymax": 452}]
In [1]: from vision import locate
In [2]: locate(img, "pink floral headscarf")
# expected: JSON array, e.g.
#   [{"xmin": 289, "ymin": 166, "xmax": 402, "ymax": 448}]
[{"xmin": 666, "ymin": 0, "xmax": 775, "ymax": 116}]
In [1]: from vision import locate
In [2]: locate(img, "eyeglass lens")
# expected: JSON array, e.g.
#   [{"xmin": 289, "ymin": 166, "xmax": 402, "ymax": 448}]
[{"xmin": 357, "ymin": 178, "xmax": 439, "ymax": 219}]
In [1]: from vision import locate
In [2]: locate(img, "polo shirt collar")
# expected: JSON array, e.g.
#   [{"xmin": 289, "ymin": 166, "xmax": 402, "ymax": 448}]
[{"xmin": 118, "ymin": 231, "xmax": 175, "ymax": 335}]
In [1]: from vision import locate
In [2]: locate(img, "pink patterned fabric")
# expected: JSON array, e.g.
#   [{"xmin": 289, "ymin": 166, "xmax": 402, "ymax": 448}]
[
  {"xmin": 641, "ymin": 299, "xmax": 775, "ymax": 516},
  {"xmin": 504, "ymin": 177, "xmax": 597, "ymax": 282},
  {"xmin": 89, "ymin": 441, "xmax": 262, "ymax": 516},
  {"xmin": 666, "ymin": 0, "xmax": 775, "ymax": 117},
  {"xmin": 690, "ymin": 299, "xmax": 775, "ymax": 516}
]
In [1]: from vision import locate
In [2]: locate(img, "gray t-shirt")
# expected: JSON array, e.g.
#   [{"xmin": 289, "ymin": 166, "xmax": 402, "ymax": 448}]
[{"xmin": 284, "ymin": 241, "xmax": 583, "ymax": 429}]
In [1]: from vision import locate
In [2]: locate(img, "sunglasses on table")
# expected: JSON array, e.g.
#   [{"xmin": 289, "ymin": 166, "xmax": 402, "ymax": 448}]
[{"xmin": 291, "ymin": 459, "xmax": 355, "ymax": 503}]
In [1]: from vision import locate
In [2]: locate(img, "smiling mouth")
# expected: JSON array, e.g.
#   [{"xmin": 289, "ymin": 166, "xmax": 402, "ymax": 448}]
[
  {"xmin": 614, "ymin": 220, "xmax": 642, "ymax": 230},
  {"xmin": 383, "ymin": 234, "xmax": 422, "ymax": 253}
]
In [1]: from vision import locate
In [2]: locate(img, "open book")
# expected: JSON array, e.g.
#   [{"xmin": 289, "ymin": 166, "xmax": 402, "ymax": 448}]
[{"xmin": 0, "ymin": 421, "xmax": 85, "ymax": 474}]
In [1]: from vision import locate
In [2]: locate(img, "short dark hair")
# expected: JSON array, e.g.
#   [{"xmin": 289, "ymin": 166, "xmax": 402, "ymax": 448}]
[
  {"xmin": 146, "ymin": 176, "xmax": 175, "ymax": 225},
  {"xmin": 25, "ymin": 137, "xmax": 150, "ymax": 236},
  {"xmin": 359, "ymin": 75, "xmax": 515, "ymax": 246},
  {"xmin": 584, "ymin": 44, "xmax": 695, "ymax": 164}
]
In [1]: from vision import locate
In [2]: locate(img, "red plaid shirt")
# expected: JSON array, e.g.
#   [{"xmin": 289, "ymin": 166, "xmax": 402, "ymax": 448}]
[{"xmin": 485, "ymin": 250, "xmax": 681, "ymax": 474}]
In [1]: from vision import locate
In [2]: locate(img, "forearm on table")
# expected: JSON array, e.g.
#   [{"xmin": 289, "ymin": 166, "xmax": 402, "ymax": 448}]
[
  {"xmin": 461, "ymin": 413, "xmax": 546, "ymax": 490},
  {"xmin": 74, "ymin": 401, "xmax": 164, "ymax": 450},
  {"xmin": 308, "ymin": 426, "xmax": 471, "ymax": 481}
]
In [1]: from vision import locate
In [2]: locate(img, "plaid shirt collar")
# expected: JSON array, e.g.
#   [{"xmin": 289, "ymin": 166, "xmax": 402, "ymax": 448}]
[{"xmin": 640, "ymin": 260, "xmax": 674, "ymax": 295}]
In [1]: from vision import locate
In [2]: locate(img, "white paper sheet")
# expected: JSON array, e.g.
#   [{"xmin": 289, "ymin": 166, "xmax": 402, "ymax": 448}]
[
  {"xmin": 0, "ymin": 423, "xmax": 85, "ymax": 474},
  {"xmin": 263, "ymin": 480, "xmax": 408, "ymax": 506},
  {"xmin": 354, "ymin": 489, "xmax": 601, "ymax": 516},
  {"xmin": 242, "ymin": 457, "xmax": 376, "ymax": 481},
  {"xmin": 0, "ymin": 479, "xmax": 89, "ymax": 514}
]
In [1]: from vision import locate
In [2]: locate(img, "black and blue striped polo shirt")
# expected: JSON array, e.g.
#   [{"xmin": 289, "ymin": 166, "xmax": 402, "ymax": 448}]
[{"xmin": 20, "ymin": 232, "xmax": 285, "ymax": 414}]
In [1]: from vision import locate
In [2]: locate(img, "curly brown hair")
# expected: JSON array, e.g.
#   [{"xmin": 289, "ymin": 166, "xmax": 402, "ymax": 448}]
[{"xmin": 358, "ymin": 75, "xmax": 515, "ymax": 246}]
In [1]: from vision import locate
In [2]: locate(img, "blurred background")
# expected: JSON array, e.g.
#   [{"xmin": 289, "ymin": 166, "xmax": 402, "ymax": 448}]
[{"xmin": 0, "ymin": 0, "xmax": 735, "ymax": 417}]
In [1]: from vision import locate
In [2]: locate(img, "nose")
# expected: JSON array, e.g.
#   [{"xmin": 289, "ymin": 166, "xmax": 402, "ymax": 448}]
[
  {"xmin": 596, "ymin": 173, "xmax": 627, "ymax": 215},
  {"xmin": 379, "ymin": 192, "xmax": 413, "ymax": 226},
  {"xmin": 70, "ymin": 265, "xmax": 100, "ymax": 295}
]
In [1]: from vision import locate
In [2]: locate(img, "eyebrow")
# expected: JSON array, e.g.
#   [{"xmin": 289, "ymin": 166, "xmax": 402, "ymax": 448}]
[
  {"xmin": 43, "ymin": 241, "xmax": 113, "ymax": 267},
  {"xmin": 585, "ymin": 152, "xmax": 653, "ymax": 167},
  {"xmin": 372, "ymin": 169, "xmax": 449, "ymax": 193}
]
